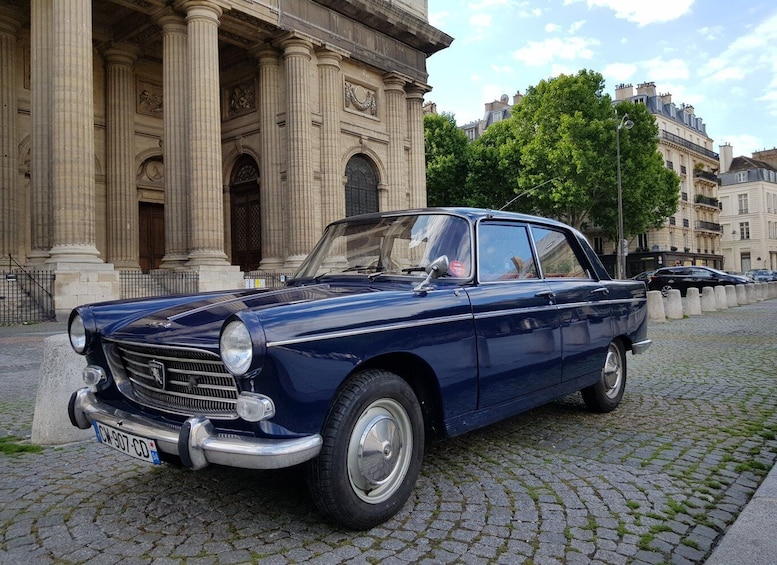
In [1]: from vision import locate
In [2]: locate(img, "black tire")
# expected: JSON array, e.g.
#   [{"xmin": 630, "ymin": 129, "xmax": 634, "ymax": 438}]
[
  {"xmin": 582, "ymin": 340, "xmax": 626, "ymax": 413},
  {"xmin": 307, "ymin": 369, "xmax": 424, "ymax": 530}
]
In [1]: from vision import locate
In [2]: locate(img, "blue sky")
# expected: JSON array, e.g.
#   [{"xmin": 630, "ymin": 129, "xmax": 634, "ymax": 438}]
[{"xmin": 426, "ymin": 0, "xmax": 777, "ymax": 157}]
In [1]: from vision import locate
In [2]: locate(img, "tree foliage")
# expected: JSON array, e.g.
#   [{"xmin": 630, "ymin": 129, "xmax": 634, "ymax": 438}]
[
  {"xmin": 511, "ymin": 69, "xmax": 679, "ymax": 237},
  {"xmin": 464, "ymin": 119, "xmax": 522, "ymax": 209},
  {"xmin": 424, "ymin": 112, "xmax": 470, "ymax": 207},
  {"xmin": 423, "ymin": 69, "xmax": 679, "ymax": 243}
]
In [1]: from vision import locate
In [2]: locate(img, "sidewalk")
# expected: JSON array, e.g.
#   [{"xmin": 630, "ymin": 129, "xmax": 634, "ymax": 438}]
[{"xmin": 705, "ymin": 463, "xmax": 777, "ymax": 564}]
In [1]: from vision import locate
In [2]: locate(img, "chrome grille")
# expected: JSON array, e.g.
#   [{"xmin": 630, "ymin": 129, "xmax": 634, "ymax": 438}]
[{"xmin": 105, "ymin": 340, "xmax": 239, "ymax": 419}]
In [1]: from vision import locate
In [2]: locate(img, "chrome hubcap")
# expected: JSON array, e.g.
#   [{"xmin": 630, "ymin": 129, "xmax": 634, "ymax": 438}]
[
  {"xmin": 602, "ymin": 344, "xmax": 623, "ymax": 399},
  {"xmin": 347, "ymin": 398, "xmax": 412, "ymax": 504}
]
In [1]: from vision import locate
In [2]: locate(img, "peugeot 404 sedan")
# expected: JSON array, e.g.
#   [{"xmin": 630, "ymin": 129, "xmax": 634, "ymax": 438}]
[{"xmin": 68, "ymin": 207, "xmax": 651, "ymax": 529}]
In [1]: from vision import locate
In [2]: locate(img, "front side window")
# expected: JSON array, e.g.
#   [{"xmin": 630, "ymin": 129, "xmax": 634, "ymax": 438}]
[
  {"xmin": 530, "ymin": 226, "xmax": 590, "ymax": 279},
  {"xmin": 477, "ymin": 223, "xmax": 538, "ymax": 282}
]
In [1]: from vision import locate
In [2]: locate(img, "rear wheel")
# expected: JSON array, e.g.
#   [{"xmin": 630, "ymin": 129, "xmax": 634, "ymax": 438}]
[
  {"xmin": 307, "ymin": 369, "xmax": 424, "ymax": 530},
  {"xmin": 582, "ymin": 340, "xmax": 626, "ymax": 413},
  {"xmin": 660, "ymin": 284, "xmax": 673, "ymax": 297}
]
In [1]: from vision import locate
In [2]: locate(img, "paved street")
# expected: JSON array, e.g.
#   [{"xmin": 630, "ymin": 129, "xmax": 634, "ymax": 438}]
[{"xmin": 1, "ymin": 300, "xmax": 776, "ymax": 565}]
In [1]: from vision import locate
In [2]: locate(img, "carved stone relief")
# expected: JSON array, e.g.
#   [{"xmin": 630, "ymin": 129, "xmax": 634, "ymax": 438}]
[
  {"xmin": 228, "ymin": 81, "xmax": 256, "ymax": 118},
  {"xmin": 137, "ymin": 80, "xmax": 163, "ymax": 117},
  {"xmin": 344, "ymin": 80, "xmax": 377, "ymax": 117}
]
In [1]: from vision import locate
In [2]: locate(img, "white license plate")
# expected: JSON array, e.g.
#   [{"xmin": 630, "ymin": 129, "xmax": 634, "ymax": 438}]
[{"xmin": 93, "ymin": 421, "xmax": 162, "ymax": 465}]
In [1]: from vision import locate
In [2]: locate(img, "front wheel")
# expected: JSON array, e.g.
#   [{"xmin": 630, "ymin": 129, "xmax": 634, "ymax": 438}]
[
  {"xmin": 307, "ymin": 369, "xmax": 425, "ymax": 530},
  {"xmin": 582, "ymin": 340, "xmax": 626, "ymax": 413}
]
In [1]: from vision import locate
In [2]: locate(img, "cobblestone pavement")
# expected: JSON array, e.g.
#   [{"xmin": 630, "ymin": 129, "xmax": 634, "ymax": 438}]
[{"xmin": 1, "ymin": 300, "xmax": 776, "ymax": 565}]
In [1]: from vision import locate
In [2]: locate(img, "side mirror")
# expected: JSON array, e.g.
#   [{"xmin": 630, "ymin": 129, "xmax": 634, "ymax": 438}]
[{"xmin": 414, "ymin": 255, "xmax": 450, "ymax": 293}]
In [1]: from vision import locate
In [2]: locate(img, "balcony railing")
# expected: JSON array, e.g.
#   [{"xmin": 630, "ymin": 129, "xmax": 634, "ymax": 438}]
[
  {"xmin": 695, "ymin": 194, "xmax": 719, "ymax": 208},
  {"xmin": 661, "ymin": 131, "xmax": 719, "ymax": 160},
  {"xmin": 694, "ymin": 169, "xmax": 719, "ymax": 183},
  {"xmin": 695, "ymin": 221, "xmax": 723, "ymax": 233}
]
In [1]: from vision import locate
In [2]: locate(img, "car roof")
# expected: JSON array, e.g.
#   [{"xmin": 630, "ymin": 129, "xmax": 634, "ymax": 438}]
[{"xmin": 328, "ymin": 207, "xmax": 574, "ymax": 231}]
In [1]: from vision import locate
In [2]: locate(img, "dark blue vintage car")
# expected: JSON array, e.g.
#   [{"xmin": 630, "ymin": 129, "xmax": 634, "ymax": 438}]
[{"xmin": 68, "ymin": 208, "xmax": 651, "ymax": 529}]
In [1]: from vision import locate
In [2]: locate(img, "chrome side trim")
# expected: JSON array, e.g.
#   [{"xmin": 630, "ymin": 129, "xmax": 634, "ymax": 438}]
[
  {"xmin": 69, "ymin": 388, "xmax": 322, "ymax": 470},
  {"xmin": 267, "ymin": 313, "xmax": 474, "ymax": 348},
  {"xmin": 631, "ymin": 339, "xmax": 652, "ymax": 355}
]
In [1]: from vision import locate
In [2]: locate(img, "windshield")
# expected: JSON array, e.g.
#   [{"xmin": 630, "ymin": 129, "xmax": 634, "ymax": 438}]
[{"xmin": 294, "ymin": 213, "xmax": 472, "ymax": 280}]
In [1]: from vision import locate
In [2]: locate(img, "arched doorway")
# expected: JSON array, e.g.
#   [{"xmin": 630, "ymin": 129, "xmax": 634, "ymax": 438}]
[
  {"xmin": 137, "ymin": 157, "xmax": 165, "ymax": 273},
  {"xmin": 345, "ymin": 154, "xmax": 379, "ymax": 216},
  {"xmin": 230, "ymin": 155, "xmax": 261, "ymax": 271}
]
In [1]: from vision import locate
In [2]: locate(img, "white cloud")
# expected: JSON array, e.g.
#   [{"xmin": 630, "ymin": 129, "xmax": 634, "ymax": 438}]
[
  {"xmin": 697, "ymin": 25, "xmax": 724, "ymax": 40},
  {"xmin": 490, "ymin": 64, "xmax": 515, "ymax": 74},
  {"xmin": 568, "ymin": 20, "xmax": 586, "ymax": 33},
  {"xmin": 603, "ymin": 62, "xmax": 637, "ymax": 82},
  {"xmin": 545, "ymin": 22, "xmax": 561, "ymax": 33},
  {"xmin": 641, "ymin": 58, "xmax": 690, "ymax": 81},
  {"xmin": 512, "ymin": 37, "xmax": 600, "ymax": 66},
  {"xmin": 585, "ymin": 0, "xmax": 695, "ymax": 26}
]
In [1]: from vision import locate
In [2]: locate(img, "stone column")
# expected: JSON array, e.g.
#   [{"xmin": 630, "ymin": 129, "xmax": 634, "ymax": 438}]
[
  {"xmin": 281, "ymin": 36, "xmax": 317, "ymax": 267},
  {"xmin": 28, "ymin": 0, "xmax": 52, "ymax": 265},
  {"xmin": 47, "ymin": 0, "xmax": 118, "ymax": 318},
  {"xmin": 184, "ymin": 1, "xmax": 229, "ymax": 266},
  {"xmin": 48, "ymin": 0, "xmax": 101, "ymax": 264},
  {"xmin": 383, "ymin": 73, "xmax": 409, "ymax": 211},
  {"xmin": 254, "ymin": 45, "xmax": 284, "ymax": 270},
  {"xmin": 317, "ymin": 47, "xmax": 345, "ymax": 229},
  {"xmin": 103, "ymin": 46, "xmax": 140, "ymax": 270},
  {"xmin": 406, "ymin": 84, "xmax": 428, "ymax": 209},
  {"xmin": 0, "ymin": 18, "xmax": 19, "ymax": 258},
  {"xmin": 158, "ymin": 11, "xmax": 190, "ymax": 269}
]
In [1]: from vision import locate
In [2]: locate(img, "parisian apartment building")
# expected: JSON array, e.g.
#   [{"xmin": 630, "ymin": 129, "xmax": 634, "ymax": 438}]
[
  {"xmin": 718, "ymin": 146, "xmax": 777, "ymax": 272},
  {"xmin": 0, "ymin": 0, "xmax": 451, "ymax": 318}
]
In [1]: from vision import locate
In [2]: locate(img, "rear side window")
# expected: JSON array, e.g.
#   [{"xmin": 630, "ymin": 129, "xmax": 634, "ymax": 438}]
[{"xmin": 530, "ymin": 226, "xmax": 590, "ymax": 279}]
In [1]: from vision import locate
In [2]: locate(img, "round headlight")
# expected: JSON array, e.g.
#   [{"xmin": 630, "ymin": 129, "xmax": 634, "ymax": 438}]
[
  {"xmin": 220, "ymin": 320, "xmax": 253, "ymax": 375},
  {"xmin": 69, "ymin": 313, "xmax": 87, "ymax": 354}
]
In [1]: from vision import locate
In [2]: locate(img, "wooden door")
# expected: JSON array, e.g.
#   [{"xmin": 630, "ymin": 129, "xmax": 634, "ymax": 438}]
[{"xmin": 139, "ymin": 202, "xmax": 165, "ymax": 273}]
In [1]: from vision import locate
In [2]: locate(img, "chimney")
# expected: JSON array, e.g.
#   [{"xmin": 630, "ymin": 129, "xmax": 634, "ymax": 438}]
[
  {"xmin": 636, "ymin": 81, "xmax": 656, "ymax": 96},
  {"xmin": 752, "ymin": 148, "xmax": 777, "ymax": 168},
  {"xmin": 719, "ymin": 144, "xmax": 733, "ymax": 174},
  {"xmin": 614, "ymin": 83, "xmax": 633, "ymax": 101}
]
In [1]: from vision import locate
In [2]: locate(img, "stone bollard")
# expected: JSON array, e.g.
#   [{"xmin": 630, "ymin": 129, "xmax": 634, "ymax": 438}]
[
  {"xmin": 664, "ymin": 289, "xmax": 684, "ymax": 320},
  {"xmin": 714, "ymin": 286, "xmax": 728, "ymax": 310},
  {"xmin": 647, "ymin": 290, "xmax": 666, "ymax": 323},
  {"xmin": 725, "ymin": 285, "xmax": 738, "ymax": 307},
  {"xmin": 746, "ymin": 284, "xmax": 755, "ymax": 304},
  {"xmin": 736, "ymin": 284, "xmax": 747, "ymax": 305},
  {"xmin": 757, "ymin": 282, "xmax": 766, "ymax": 301},
  {"xmin": 700, "ymin": 286, "xmax": 717, "ymax": 312},
  {"xmin": 31, "ymin": 333, "xmax": 93, "ymax": 445},
  {"xmin": 684, "ymin": 287, "xmax": 702, "ymax": 316}
]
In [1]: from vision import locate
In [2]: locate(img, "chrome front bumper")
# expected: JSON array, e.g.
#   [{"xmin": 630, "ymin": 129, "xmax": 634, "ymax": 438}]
[
  {"xmin": 68, "ymin": 388, "xmax": 322, "ymax": 470},
  {"xmin": 631, "ymin": 339, "xmax": 652, "ymax": 355}
]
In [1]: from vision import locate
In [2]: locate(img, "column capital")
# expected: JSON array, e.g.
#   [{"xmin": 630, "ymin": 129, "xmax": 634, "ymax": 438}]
[
  {"xmin": 315, "ymin": 45, "xmax": 349, "ymax": 67},
  {"xmin": 277, "ymin": 33, "xmax": 314, "ymax": 59},
  {"xmin": 179, "ymin": 0, "xmax": 225, "ymax": 21},
  {"xmin": 249, "ymin": 43, "xmax": 280, "ymax": 64},
  {"xmin": 101, "ymin": 43, "xmax": 141, "ymax": 66},
  {"xmin": 405, "ymin": 82, "xmax": 431, "ymax": 100},
  {"xmin": 383, "ymin": 72, "xmax": 411, "ymax": 92},
  {"xmin": 156, "ymin": 8, "xmax": 187, "ymax": 32}
]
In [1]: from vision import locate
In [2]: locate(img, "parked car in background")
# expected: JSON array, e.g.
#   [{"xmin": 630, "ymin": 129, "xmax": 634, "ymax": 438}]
[
  {"xmin": 749, "ymin": 269, "xmax": 775, "ymax": 282},
  {"xmin": 631, "ymin": 270, "xmax": 655, "ymax": 284},
  {"xmin": 648, "ymin": 265, "xmax": 751, "ymax": 296},
  {"xmin": 67, "ymin": 207, "xmax": 652, "ymax": 529}
]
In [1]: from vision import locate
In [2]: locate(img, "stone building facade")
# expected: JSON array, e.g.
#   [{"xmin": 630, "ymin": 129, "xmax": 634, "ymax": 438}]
[
  {"xmin": 0, "ymin": 0, "xmax": 451, "ymax": 317},
  {"xmin": 718, "ymin": 145, "xmax": 777, "ymax": 272},
  {"xmin": 611, "ymin": 82, "xmax": 723, "ymax": 275}
]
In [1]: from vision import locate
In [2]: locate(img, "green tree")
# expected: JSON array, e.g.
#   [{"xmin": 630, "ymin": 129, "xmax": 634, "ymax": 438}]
[
  {"xmin": 424, "ymin": 112, "xmax": 470, "ymax": 206},
  {"xmin": 511, "ymin": 69, "xmax": 679, "ymax": 236},
  {"xmin": 465, "ymin": 119, "xmax": 522, "ymax": 209}
]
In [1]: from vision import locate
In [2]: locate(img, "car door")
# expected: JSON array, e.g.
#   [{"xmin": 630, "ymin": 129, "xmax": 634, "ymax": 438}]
[
  {"xmin": 465, "ymin": 220, "xmax": 562, "ymax": 408},
  {"xmin": 529, "ymin": 225, "xmax": 613, "ymax": 383}
]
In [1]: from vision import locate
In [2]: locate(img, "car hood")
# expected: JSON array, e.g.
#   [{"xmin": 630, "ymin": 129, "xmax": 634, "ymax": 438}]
[{"xmin": 102, "ymin": 283, "xmax": 379, "ymax": 350}]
